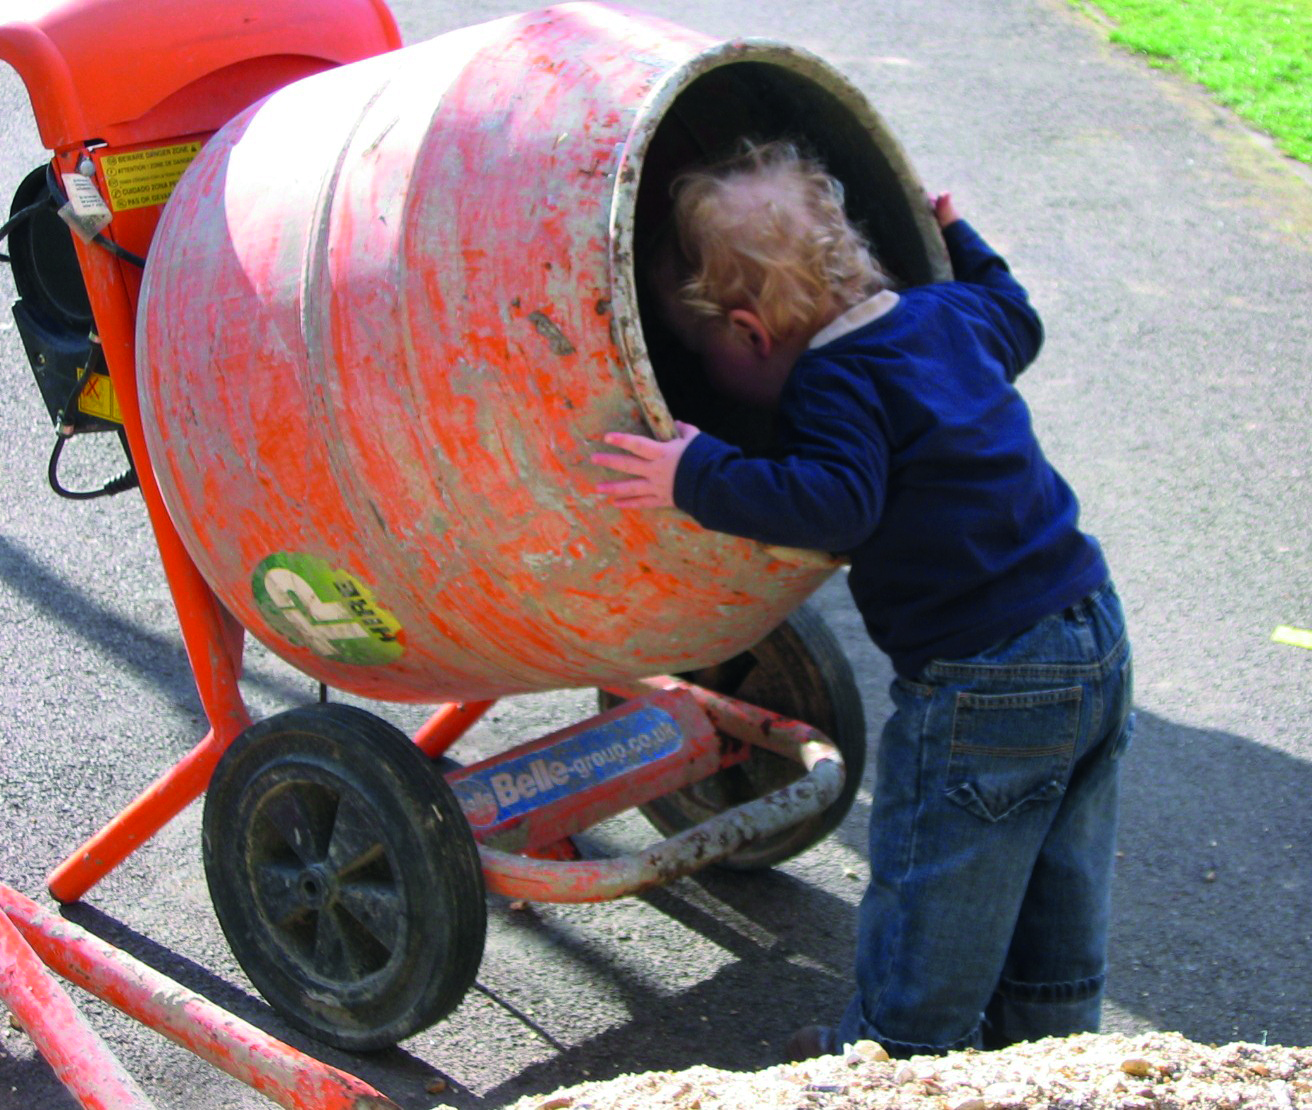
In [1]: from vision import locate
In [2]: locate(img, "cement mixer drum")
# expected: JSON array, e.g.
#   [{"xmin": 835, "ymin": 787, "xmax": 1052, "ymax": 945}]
[{"xmin": 137, "ymin": 2, "xmax": 949, "ymax": 703}]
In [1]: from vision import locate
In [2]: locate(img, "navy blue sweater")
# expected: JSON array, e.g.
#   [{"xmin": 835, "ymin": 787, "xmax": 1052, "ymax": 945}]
[{"xmin": 673, "ymin": 220, "xmax": 1108, "ymax": 679}]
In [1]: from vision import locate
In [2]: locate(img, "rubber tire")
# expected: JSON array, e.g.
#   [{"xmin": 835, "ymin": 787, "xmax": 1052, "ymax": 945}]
[
  {"xmin": 604, "ymin": 601, "xmax": 867, "ymax": 870},
  {"xmin": 202, "ymin": 703, "xmax": 486, "ymax": 1051}
]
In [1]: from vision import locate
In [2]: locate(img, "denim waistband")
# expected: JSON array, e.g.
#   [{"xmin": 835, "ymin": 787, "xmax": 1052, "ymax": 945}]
[
  {"xmin": 1062, "ymin": 579, "xmax": 1117, "ymax": 623},
  {"xmin": 918, "ymin": 579, "xmax": 1128, "ymax": 684}
]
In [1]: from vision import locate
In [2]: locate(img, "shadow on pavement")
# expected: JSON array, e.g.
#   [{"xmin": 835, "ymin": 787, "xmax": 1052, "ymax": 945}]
[
  {"xmin": 1108, "ymin": 709, "xmax": 1312, "ymax": 1048},
  {"xmin": 0, "ymin": 533, "xmax": 315, "ymax": 711},
  {"xmin": 475, "ymin": 708, "xmax": 1312, "ymax": 1104}
]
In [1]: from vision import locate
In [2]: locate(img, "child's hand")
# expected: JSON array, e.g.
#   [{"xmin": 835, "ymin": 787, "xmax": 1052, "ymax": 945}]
[
  {"xmin": 592, "ymin": 422, "xmax": 700, "ymax": 509},
  {"xmin": 931, "ymin": 192, "xmax": 961, "ymax": 229}
]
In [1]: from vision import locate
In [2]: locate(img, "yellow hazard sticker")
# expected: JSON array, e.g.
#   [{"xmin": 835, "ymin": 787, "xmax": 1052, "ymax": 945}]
[
  {"xmin": 100, "ymin": 142, "xmax": 202, "ymax": 212},
  {"xmin": 77, "ymin": 372, "xmax": 122, "ymax": 424}
]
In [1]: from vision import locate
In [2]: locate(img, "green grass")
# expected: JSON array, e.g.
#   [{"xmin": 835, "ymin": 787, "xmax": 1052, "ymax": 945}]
[{"xmin": 1072, "ymin": 0, "xmax": 1312, "ymax": 164}]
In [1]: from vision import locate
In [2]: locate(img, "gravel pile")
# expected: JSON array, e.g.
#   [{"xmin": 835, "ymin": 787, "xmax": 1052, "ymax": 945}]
[{"xmin": 495, "ymin": 1032, "xmax": 1311, "ymax": 1110}]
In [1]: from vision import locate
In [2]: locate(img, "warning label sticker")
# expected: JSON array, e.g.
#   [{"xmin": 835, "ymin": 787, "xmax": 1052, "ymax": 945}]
[
  {"xmin": 77, "ymin": 372, "xmax": 122, "ymax": 424},
  {"xmin": 100, "ymin": 142, "xmax": 202, "ymax": 212},
  {"xmin": 58, "ymin": 173, "xmax": 112, "ymax": 241}
]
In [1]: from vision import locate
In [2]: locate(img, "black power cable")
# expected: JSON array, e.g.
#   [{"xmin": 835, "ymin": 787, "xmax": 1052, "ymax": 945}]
[
  {"xmin": 4, "ymin": 162, "xmax": 143, "ymax": 499},
  {"xmin": 45, "ymin": 334, "xmax": 140, "ymax": 500},
  {"xmin": 44, "ymin": 161, "xmax": 146, "ymax": 269},
  {"xmin": 47, "ymin": 429, "xmax": 141, "ymax": 500},
  {"xmin": 0, "ymin": 198, "xmax": 50, "ymax": 262}
]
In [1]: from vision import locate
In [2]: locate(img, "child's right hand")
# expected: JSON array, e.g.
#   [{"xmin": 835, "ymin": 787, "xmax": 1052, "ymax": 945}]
[
  {"xmin": 591, "ymin": 422, "xmax": 701, "ymax": 510},
  {"xmin": 931, "ymin": 192, "xmax": 961, "ymax": 229}
]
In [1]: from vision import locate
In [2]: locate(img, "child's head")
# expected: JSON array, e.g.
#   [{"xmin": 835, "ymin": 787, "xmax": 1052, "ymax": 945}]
[
  {"xmin": 648, "ymin": 140, "xmax": 892, "ymax": 411},
  {"xmin": 670, "ymin": 140, "xmax": 892, "ymax": 343}
]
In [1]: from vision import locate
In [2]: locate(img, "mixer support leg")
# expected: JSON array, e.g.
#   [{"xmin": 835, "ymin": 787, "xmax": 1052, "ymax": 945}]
[{"xmin": 46, "ymin": 727, "xmax": 235, "ymax": 903}]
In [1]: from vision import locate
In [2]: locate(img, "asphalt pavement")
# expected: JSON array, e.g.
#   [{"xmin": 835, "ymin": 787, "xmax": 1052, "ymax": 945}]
[{"xmin": 0, "ymin": 0, "xmax": 1309, "ymax": 1107}]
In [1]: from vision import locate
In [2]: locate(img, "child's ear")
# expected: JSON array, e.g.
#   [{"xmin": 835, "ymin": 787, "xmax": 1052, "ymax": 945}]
[{"xmin": 727, "ymin": 308, "xmax": 773, "ymax": 358}]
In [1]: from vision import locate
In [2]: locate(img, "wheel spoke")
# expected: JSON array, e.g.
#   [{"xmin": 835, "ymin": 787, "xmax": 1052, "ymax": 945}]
[
  {"xmin": 311, "ymin": 903, "xmax": 359, "ymax": 981},
  {"xmin": 688, "ymin": 763, "xmax": 759, "ymax": 812},
  {"xmin": 251, "ymin": 861, "xmax": 307, "ymax": 929},
  {"xmin": 325, "ymin": 793, "xmax": 387, "ymax": 878},
  {"xmin": 337, "ymin": 880, "xmax": 402, "ymax": 951},
  {"xmin": 260, "ymin": 786, "xmax": 334, "ymax": 865},
  {"xmin": 717, "ymin": 764, "xmax": 762, "ymax": 804}
]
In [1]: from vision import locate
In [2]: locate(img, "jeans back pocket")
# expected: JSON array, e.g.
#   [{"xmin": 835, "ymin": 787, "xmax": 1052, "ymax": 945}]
[{"xmin": 946, "ymin": 686, "xmax": 1083, "ymax": 823}]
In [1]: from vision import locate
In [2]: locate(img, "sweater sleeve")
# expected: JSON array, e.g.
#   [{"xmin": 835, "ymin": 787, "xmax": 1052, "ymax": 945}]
[
  {"xmin": 943, "ymin": 219, "xmax": 1045, "ymax": 381},
  {"xmin": 672, "ymin": 358, "xmax": 889, "ymax": 553}
]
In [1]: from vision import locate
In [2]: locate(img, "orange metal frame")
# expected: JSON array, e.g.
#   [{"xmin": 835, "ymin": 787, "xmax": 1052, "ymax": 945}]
[
  {"xmin": 0, "ymin": 899, "xmax": 155, "ymax": 1109},
  {"xmin": 0, "ymin": 0, "xmax": 404, "ymax": 904}
]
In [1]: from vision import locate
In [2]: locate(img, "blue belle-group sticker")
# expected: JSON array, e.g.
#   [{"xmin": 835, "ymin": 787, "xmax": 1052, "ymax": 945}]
[{"xmin": 452, "ymin": 706, "xmax": 683, "ymax": 828}]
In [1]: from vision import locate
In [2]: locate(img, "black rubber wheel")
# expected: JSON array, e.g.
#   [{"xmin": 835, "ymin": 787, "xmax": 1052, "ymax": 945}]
[
  {"xmin": 202, "ymin": 703, "xmax": 486, "ymax": 1051},
  {"xmin": 604, "ymin": 602, "xmax": 866, "ymax": 870}
]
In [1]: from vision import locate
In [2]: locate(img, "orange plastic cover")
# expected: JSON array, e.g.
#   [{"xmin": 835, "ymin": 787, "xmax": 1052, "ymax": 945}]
[{"xmin": 0, "ymin": 0, "xmax": 402, "ymax": 151}]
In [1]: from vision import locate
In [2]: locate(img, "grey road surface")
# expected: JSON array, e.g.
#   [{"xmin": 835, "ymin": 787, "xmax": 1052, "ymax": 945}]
[{"xmin": 1, "ymin": 0, "xmax": 1309, "ymax": 1107}]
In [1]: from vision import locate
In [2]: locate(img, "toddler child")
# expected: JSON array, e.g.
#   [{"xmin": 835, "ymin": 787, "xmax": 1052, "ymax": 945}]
[{"xmin": 593, "ymin": 140, "xmax": 1134, "ymax": 1059}]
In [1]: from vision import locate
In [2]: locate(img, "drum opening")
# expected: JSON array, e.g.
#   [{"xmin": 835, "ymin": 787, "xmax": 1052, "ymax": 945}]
[{"xmin": 629, "ymin": 54, "xmax": 941, "ymax": 452}]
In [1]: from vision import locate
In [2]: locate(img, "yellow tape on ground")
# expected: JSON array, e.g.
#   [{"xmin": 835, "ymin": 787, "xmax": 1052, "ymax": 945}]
[{"xmin": 1272, "ymin": 626, "xmax": 1312, "ymax": 650}]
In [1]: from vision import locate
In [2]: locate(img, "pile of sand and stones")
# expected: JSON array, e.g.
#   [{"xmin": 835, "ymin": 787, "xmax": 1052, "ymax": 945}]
[{"xmin": 499, "ymin": 1032, "xmax": 1312, "ymax": 1110}]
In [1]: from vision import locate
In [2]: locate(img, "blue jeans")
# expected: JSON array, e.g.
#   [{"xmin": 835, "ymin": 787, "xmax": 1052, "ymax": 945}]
[{"xmin": 834, "ymin": 580, "xmax": 1134, "ymax": 1056}]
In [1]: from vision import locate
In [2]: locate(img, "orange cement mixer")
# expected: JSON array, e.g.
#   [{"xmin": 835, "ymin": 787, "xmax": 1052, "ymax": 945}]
[{"xmin": 3, "ymin": 0, "xmax": 950, "ymax": 1060}]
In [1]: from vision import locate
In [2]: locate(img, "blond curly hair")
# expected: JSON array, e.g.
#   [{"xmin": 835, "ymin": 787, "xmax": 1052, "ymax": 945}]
[{"xmin": 671, "ymin": 141, "xmax": 892, "ymax": 340}]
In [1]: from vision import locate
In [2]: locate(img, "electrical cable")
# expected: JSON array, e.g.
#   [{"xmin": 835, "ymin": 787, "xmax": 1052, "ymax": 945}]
[
  {"xmin": 3, "ymin": 162, "xmax": 140, "ymax": 498},
  {"xmin": 44, "ymin": 162, "xmax": 146, "ymax": 269},
  {"xmin": 0, "ymin": 197, "xmax": 51, "ymax": 262},
  {"xmin": 47, "ymin": 429, "xmax": 141, "ymax": 500},
  {"xmin": 46, "ymin": 335, "xmax": 140, "ymax": 500}
]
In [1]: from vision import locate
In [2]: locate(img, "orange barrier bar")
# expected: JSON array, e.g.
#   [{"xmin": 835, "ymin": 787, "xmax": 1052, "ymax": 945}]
[
  {"xmin": 0, "ymin": 905, "xmax": 156, "ymax": 1110},
  {"xmin": 413, "ymin": 699, "xmax": 496, "ymax": 758},
  {"xmin": 48, "ymin": 728, "xmax": 226, "ymax": 904},
  {"xmin": 0, "ymin": 885, "xmax": 401, "ymax": 1110}
]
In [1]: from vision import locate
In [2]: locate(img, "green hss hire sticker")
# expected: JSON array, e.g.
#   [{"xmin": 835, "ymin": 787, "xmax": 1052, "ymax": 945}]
[{"xmin": 252, "ymin": 552, "xmax": 404, "ymax": 665}]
